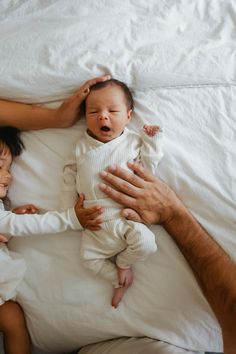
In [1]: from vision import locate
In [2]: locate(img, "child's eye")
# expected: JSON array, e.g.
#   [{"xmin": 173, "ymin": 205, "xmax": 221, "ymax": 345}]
[{"xmin": 110, "ymin": 110, "xmax": 119, "ymax": 113}]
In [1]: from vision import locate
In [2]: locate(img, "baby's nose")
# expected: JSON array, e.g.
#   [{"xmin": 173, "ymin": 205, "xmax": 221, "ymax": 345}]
[{"xmin": 99, "ymin": 112, "xmax": 109, "ymax": 120}]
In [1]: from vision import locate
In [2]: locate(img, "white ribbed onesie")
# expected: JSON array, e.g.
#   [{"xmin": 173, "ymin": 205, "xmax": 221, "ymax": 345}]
[
  {"xmin": 62, "ymin": 127, "xmax": 164, "ymax": 287},
  {"xmin": 0, "ymin": 200, "xmax": 81, "ymax": 304}
]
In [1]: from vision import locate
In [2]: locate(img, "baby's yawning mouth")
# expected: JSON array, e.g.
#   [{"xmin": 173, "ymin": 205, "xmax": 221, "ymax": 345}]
[{"xmin": 101, "ymin": 126, "xmax": 110, "ymax": 131}]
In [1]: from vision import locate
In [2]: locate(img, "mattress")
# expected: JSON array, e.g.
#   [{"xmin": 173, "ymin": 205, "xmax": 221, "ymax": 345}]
[{"xmin": 1, "ymin": 1, "xmax": 236, "ymax": 353}]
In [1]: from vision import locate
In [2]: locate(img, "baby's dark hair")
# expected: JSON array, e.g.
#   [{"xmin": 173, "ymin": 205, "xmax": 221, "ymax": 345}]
[
  {"xmin": 0, "ymin": 126, "xmax": 24, "ymax": 156},
  {"xmin": 87, "ymin": 78, "xmax": 134, "ymax": 110}
]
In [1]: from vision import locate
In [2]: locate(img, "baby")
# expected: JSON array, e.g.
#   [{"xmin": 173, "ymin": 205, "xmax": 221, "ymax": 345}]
[
  {"xmin": 0, "ymin": 126, "xmax": 85, "ymax": 354},
  {"xmin": 62, "ymin": 79, "xmax": 164, "ymax": 308}
]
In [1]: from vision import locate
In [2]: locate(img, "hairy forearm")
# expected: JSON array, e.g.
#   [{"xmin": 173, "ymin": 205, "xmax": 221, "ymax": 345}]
[
  {"xmin": 0, "ymin": 99, "xmax": 57, "ymax": 130},
  {"xmin": 164, "ymin": 207, "xmax": 236, "ymax": 312},
  {"xmin": 164, "ymin": 207, "xmax": 236, "ymax": 353}
]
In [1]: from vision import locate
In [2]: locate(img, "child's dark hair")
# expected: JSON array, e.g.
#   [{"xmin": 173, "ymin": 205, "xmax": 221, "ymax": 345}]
[
  {"xmin": 0, "ymin": 126, "xmax": 24, "ymax": 156},
  {"xmin": 86, "ymin": 79, "xmax": 134, "ymax": 111}
]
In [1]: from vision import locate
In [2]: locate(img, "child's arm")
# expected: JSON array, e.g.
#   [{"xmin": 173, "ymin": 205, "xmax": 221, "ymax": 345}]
[
  {"xmin": 0, "ymin": 75, "xmax": 111, "ymax": 130},
  {"xmin": 0, "ymin": 206, "xmax": 82, "ymax": 238},
  {"xmin": 0, "ymin": 204, "xmax": 39, "ymax": 242},
  {"xmin": 139, "ymin": 125, "xmax": 164, "ymax": 174},
  {"xmin": 0, "ymin": 196, "xmax": 104, "ymax": 238}
]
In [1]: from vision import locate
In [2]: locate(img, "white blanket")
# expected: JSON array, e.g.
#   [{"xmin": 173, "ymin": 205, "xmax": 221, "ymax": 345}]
[{"xmin": 1, "ymin": 0, "xmax": 236, "ymax": 353}]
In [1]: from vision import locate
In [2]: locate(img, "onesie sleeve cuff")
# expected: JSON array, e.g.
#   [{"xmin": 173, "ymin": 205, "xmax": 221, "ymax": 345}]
[{"xmin": 67, "ymin": 207, "xmax": 84, "ymax": 230}]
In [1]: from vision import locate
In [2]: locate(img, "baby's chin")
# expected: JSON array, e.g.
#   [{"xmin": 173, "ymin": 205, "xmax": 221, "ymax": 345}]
[
  {"xmin": 87, "ymin": 128, "xmax": 124, "ymax": 143},
  {"xmin": 99, "ymin": 131, "xmax": 123, "ymax": 143}
]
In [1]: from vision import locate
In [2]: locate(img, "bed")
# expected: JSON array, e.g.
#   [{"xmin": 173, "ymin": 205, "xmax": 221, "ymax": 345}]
[{"xmin": 1, "ymin": 0, "xmax": 235, "ymax": 353}]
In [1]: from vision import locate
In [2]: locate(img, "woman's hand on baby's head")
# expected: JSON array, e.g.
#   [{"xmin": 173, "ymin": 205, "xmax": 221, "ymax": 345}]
[
  {"xmin": 74, "ymin": 194, "xmax": 104, "ymax": 231},
  {"xmin": 12, "ymin": 204, "xmax": 40, "ymax": 215},
  {"xmin": 56, "ymin": 74, "xmax": 111, "ymax": 128}
]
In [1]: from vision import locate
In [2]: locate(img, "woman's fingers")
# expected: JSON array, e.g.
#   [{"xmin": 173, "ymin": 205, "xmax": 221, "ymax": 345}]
[
  {"xmin": 78, "ymin": 75, "xmax": 111, "ymax": 96},
  {"xmin": 84, "ymin": 74, "xmax": 111, "ymax": 88}
]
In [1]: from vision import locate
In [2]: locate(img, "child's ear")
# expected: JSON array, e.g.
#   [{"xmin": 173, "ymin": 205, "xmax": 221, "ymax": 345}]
[{"xmin": 127, "ymin": 109, "xmax": 132, "ymax": 120}]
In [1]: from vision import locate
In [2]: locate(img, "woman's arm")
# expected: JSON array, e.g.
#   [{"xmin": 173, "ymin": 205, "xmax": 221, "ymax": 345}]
[
  {"xmin": 99, "ymin": 162, "xmax": 236, "ymax": 354},
  {"xmin": 0, "ymin": 75, "xmax": 110, "ymax": 130}
]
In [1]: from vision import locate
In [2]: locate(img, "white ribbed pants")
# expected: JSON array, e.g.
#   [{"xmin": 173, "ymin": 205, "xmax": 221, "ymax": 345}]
[{"xmin": 80, "ymin": 219, "xmax": 157, "ymax": 287}]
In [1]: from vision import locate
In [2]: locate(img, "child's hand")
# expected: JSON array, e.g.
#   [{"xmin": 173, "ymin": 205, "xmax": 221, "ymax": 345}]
[
  {"xmin": 143, "ymin": 125, "xmax": 160, "ymax": 137},
  {"xmin": 0, "ymin": 234, "xmax": 8, "ymax": 243},
  {"xmin": 12, "ymin": 204, "xmax": 39, "ymax": 215},
  {"xmin": 74, "ymin": 194, "xmax": 104, "ymax": 231}
]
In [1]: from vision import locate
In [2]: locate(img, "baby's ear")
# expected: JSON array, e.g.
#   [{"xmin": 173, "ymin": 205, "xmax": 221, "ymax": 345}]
[{"xmin": 127, "ymin": 109, "xmax": 133, "ymax": 120}]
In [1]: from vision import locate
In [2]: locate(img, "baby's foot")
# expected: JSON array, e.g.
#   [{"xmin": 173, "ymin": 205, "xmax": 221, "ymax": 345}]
[
  {"xmin": 111, "ymin": 267, "xmax": 133, "ymax": 308},
  {"xmin": 117, "ymin": 267, "xmax": 133, "ymax": 287},
  {"xmin": 112, "ymin": 287, "xmax": 127, "ymax": 308}
]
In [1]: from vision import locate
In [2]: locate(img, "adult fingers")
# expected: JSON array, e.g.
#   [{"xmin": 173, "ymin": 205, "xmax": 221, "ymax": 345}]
[
  {"xmin": 99, "ymin": 183, "xmax": 137, "ymax": 209},
  {"xmin": 70, "ymin": 75, "xmax": 111, "ymax": 105},
  {"xmin": 121, "ymin": 208, "xmax": 142, "ymax": 222},
  {"xmin": 100, "ymin": 170, "xmax": 143, "ymax": 198},
  {"xmin": 107, "ymin": 164, "xmax": 146, "ymax": 188},
  {"xmin": 78, "ymin": 74, "xmax": 111, "ymax": 96},
  {"xmin": 84, "ymin": 74, "xmax": 111, "ymax": 89},
  {"xmin": 127, "ymin": 162, "xmax": 156, "ymax": 182}
]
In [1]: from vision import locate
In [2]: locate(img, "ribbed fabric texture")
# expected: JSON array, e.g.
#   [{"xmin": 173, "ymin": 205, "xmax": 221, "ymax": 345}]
[{"xmin": 62, "ymin": 127, "xmax": 163, "ymax": 287}]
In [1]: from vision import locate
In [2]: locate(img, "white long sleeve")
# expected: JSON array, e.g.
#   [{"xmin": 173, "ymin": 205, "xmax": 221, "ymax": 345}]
[
  {"xmin": 139, "ymin": 127, "xmax": 164, "ymax": 175},
  {"xmin": 0, "ymin": 202, "xmax": 82, "ymax": 238},
  {"xmin": 61, "ymin": 145, "xmax": 78, "ymax": 210}
]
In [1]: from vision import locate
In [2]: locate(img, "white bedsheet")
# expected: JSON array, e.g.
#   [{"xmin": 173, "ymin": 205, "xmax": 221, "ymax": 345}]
[{"xmin": 1, "ymin": 0, "xmax": 236, "ymax": 353}]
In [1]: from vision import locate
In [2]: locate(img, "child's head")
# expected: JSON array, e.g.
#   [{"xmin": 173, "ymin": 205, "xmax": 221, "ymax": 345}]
[
  {"xmin": 85, "ymin": 79, "xmax": 133, "ymax": 143},
  {"xmin": 0, "ymin": 127, "xmax": 24, "ymax": 199}
]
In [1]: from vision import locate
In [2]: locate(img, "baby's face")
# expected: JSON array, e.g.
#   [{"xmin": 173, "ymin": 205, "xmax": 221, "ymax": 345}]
[
  {"xmin": 85, "ymin": 85, "xmax": 132, "ymax": 143},
  {"xmin": 0, "ymin": 144, "xmax": 12, "ymax": 199}
]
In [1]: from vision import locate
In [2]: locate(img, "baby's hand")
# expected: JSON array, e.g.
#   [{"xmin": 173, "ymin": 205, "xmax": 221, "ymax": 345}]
[
  {"xmin": 12, "ymin": 204, "xmax": 39, "ymax": 215},
  {"xmin": 143, "ymin": 125, "xmax": 160, "ymax": 137},
  {"xmin": 74, "ymin": 194, "xmax": 104, "ymax": 231}
]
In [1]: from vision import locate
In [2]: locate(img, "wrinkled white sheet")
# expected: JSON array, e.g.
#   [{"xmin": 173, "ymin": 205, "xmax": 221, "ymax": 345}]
[
  {"xmin": 0, "ymin": 0, "xmax": 236, "ymax": 102},
  {"xmin": 1, "ymin": 0, "xmax": 235, "ymax": 353}
]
